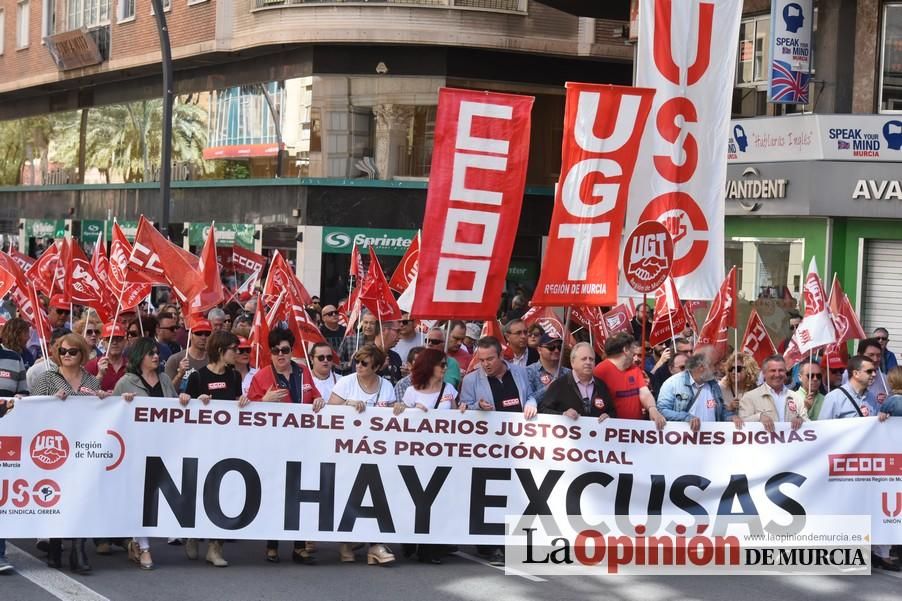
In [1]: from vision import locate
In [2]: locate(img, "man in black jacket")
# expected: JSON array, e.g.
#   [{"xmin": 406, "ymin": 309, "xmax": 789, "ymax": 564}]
[{"xmin": 540, "ymin": 342, "xmax": 614, "ymax": 420}]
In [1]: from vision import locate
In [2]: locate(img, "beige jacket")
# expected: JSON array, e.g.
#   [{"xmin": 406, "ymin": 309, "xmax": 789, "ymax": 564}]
[{"xmin": 738, "ymin": 383, "xmax": 810, "ymax": 422}]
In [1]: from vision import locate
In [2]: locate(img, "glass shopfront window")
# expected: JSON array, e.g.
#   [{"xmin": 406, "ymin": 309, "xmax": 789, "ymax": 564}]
[{"xmin": 881, "ymin": 3, "xmax": 902, "ymax": 112}]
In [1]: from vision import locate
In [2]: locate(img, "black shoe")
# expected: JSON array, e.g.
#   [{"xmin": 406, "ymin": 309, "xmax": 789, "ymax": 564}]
[
  {"xmin": 36, "ymin": 540, "xmax": 50, "ymax": 554},
  {"xmin": 872, "ymin": 554, "xmax": 901, "ymax": 572},
  {"xmin": 70, "ymin": 539, "xmax": 92, "ymax": 575},
  {"xmin": 488, "ymin": 550, "xmax": 505, "ymax": 567},
  {"xmin": 292, "ymin": 551, "xmax": 316, "ymax": 565},
  {"xmin": 47, "ymin": 540, "xmax": 62, "ymax": 569},
  {"xmin": 418, "ymin": 556, "xmax": 442, "ymax": 565}
]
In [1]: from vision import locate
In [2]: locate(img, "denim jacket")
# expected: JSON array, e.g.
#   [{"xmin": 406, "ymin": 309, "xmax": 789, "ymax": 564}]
[{"xmin": 656, "ymin": 370, "xmax": 726, "ymax": 422}]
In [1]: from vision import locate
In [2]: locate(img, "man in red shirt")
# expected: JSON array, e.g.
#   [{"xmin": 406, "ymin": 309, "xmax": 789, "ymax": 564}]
[
  {"xmin": 593, "ymin": 332, "xmax": 666, "ymax": 428},
  {"xmin": 86, "ymin": 323, "xmax": 128, "ymax": 391}
]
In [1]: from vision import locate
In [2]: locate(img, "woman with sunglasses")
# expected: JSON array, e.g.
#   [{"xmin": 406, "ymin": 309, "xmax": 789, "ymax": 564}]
[
  {"xmin": 33, "ymin": 333, "xmax": 111, "ymax": 574},
  {"xmin": 246, "ymin": 328, "xmax": 320, "ymax": 564},
  {"xmin": 328, "ymin": 344, "xmax": 397, "ymax": 565},
  {"xmin": 232, "ymin": 336, "xmax": 256, "ymax": 394},
  {"xmin": 72, "ymin": 315, "xmax": 103, "ymax": 360},
  {"xmin": 309, "ymin": 341, "xmax": 339, "ymax": 402},
  {"xmin": 181, "ymin": 330, "xmax": 248, "ymax": 568},
  {"xmin": 718, "ymin": 351, "xmax": 760, "ymax": 416},
  {"xmin": 113, "ymin": 337, "xmax": 179, "ymax": 570}
]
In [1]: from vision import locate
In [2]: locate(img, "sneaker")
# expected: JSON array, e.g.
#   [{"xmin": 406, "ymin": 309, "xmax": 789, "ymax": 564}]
[
  {"xmin": 488, "ymin": 549, "xmax": 505, "ymax": 567},
  {"xmin": 0, "ymin": 557, "xmax": 13, "ymax": 573}
]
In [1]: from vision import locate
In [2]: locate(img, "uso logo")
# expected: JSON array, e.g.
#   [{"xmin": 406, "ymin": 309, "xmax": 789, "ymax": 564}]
[{"xmin": 30, "ymin": 430, "xmax": 70, "ymax": 470}]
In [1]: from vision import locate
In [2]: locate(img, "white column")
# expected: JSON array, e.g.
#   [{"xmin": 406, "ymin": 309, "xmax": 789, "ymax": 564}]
[
  {"xmin": 297, "ymin": 225, "xmax": 323, "ymax": 298},
  {"xmin": 373, "ymin": 103, "xmax": 415, "ymax": 180}
]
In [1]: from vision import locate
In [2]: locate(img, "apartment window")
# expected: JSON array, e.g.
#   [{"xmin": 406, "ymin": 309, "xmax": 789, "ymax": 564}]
[
  {"xmin": 17, "ymin": 1, "xmax": 30, "ymax": 49},
  {"xmin": 881, "ymin": 3, "xmax": 902, "ymax": 112},
  {"xmin": 151, "ymin": 0, "xmax": 171, "ymax": 13},
  {"xmin": 67, "ymin": 0, "xmax": 111, "ymax": 30},
  {"xmin": 736, "ymin": 14, "xmax": 770, "ymax": 86},
  {"xmin": 0, "ymin": 9, "xmax": 5, "ymax": 55},
  {"xmin": 118, "ymin": 0, "xmax": 134, "ymax": 21},
  {"xmin": 42, "ymin": 0, "xmax": 55, "ymax": 37}
]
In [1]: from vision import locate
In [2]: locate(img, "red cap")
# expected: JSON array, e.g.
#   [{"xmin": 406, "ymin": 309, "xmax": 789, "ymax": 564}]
[
  {"xmin": 102, "ymin": 323, "xmax": 128, "ymax": 339},
  {"xmin": 50, "ymin": 294, "xmax": 69, "ymax": 310},
  {"xmin": 821, "ymin": 354, "xmax": 847, "ymax": 370},
  {"xmin": 190, "ymin": 318, "xmax": 213, "ymax": 333},
  {"xmin": 237, "ymin": 336, "xmax": 251, "ymax": 349}
]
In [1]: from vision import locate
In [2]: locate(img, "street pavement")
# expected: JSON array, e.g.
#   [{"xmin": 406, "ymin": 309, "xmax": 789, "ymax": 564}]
[{"xmin": 2, "ymin": 539, "xmax": 901, "ymax": 601}]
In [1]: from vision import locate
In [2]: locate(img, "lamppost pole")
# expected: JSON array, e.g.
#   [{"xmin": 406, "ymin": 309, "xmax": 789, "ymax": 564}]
[{"xmin": 151, "ymin": 0, "xmax": 173, "ymax": 238}]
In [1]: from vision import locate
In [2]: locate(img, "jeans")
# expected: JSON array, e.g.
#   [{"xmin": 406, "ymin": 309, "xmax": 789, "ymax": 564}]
[{"xmin": 0, "ymin": 538, "xmax": 6, "ymax": 559}]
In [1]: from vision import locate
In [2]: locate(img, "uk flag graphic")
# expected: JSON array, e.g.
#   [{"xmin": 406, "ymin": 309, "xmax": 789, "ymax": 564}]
[{"xmin": 770, "ymin": 59, "xmax": 810, "ymax": 103}]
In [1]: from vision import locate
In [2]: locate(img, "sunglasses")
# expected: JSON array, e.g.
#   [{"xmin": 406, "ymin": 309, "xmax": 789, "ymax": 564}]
[
  {"xmin": 194, "ymin": 331, "xmax": 212, "ymax": 337},
  {"xmin": 876, "ymin": 336, "xmax": 889, "ymax": 342},
  {"xmin": 731, "ymin": 365, "xmax": 744, "ymax": 372},
  {"xmin": 400, "ymin": 319, "xmax": 412, "ymax": 325},
  {"xmin": 146, "ymin": 350, "xmax": 160, "ymax": 357},
  {"xmin": 543, "ymin": 343, "xmax": 563, "ymax": 351},
  {"xmin": 357, "ymin": 360, "xmax": 371, "ymax": 368},
  {"xmin": 128, "ymin": 331, "xmax": 140, "ymax": 338},
  {"xmin": 425, "ymin": 338, "xmax": 444, "ymax": 346},
  {"xmin": 863, "ymin": 368, "xmax": 877, "ymax": 375},
  {"xmin": 323, "ymin": 311, "xmax": 338, "ymax": 317},
  {"xmin": 237, "ymin": 348, "xmax": 250, "ymax": 355},
  {"xmin": 803, "ymin": 373, "xmax": 822, "ymax": 379},
  {"xmin": 315, "ymin": 354, "xmax": 333, "ymax": 362},
  {"xmin": 111, "ymin": 336, "xmax": 125, "ymax": 343},
  {"xmin": 84, "ymin": 329, "xmax": 99, "ymax": 336},
  {"xmin": 55, "ymin": 309, "xmax": 71, "ymax": 315},
  {"xmin": 270, "ymin": 346, "xmax": 292, "ymax": 355},
  {"xmin": 58, "ymin": 347, "xmax": 81, "ymax": 357}
]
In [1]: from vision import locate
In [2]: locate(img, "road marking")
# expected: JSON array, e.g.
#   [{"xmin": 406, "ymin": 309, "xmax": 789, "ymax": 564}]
[
  {"xmin": 874, "ymin": 568, "xmax": 902, "ymax": 580},
  {"xmin": 6, "ymin": 544, "xmax": 111, "ymax": 601},
  {"xmin": 452, "ymin": 550, "xmax": 547, "ymax": 582}
]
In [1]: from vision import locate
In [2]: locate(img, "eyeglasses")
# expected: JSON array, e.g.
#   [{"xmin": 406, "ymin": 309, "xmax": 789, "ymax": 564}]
[
  {"xmin": 58, "ymin": 347, "xmax": 81, "ymax": 357},
  {"xmin": 425, "ymin": 338, "xmax": 444, "ymax": 346},
  {"xmin": 357, "ymin": 360, "xmax": 370, "ymax": 368},
  {"xmin": 128, "ymin": 331, "xmax": 140, "ymax": 338},
  {"xmin": 194, "ymin": 331, "xmax": 212, "ymax": 337},
  {"xmin": 315, "ymin": 354, "xmax": 333, "ymax": 362},
  {"xmin": 731, "ymin": 365, "xmax": 744, "ymax": 372},
  {"xmin": 803, "ymin": 373, "xmax": 822, "ymax": 379},
  {"xmin": 323, "ymin": 311, "xmax": 338, "ymax": 317},
  {"xmin": 270, "ymin": 346, "xmax": 292, "ymax": 355},
  {"xmin": 543, "ymin": 343, "xmax": 563, "ymax": 352},
  {"xmin": 509, "ymin": 330, "xmax": 528, "ymax": 336},
  {"xmin": 223, "ymin": 319, "xmax": 232, "ymax": 324},
  {"xmin": 237, "ymin": 348, "xmax": 250, "ymax": 355},
  {"xmin": 84, "ymin": 329, "xmax": 99, "ymax": 336}
]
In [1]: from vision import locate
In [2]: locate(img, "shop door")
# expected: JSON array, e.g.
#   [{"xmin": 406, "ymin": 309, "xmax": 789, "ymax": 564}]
[{"xmin": 861, "ymin": 240, "xmax": 902, "ymax": 342}]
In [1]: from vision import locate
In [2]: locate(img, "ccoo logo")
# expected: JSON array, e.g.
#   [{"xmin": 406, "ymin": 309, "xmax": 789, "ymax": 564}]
[{"xmin": 325, "ymin": 232, "xmax": 351, "ymax": 249}]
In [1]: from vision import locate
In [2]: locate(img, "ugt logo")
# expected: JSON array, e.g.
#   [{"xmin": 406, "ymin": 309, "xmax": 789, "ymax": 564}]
[
  {"xmin": 882, "ymin": 491, "xmax": 902, "ymax": 518},
  {"xmin": 30, "ymin": 430, "xmax": 70, "ymax": 470}
]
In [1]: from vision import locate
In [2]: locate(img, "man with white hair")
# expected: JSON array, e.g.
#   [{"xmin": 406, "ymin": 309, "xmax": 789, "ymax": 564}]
[
  {"xmin": 540, "ymin": 342, "xmax": 613, "ymax": 420},
  {"xmin": 207, "ymin": 308, "xmax": 229, "ymax": 332}
]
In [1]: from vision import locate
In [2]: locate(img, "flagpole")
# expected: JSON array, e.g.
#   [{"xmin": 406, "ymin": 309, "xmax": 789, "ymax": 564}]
[
  {"xmin": 667, "ymin": 307, "xmax": 677, "ymax": 353},
  {"xmin": 733, "ymin": 326, "xmax": 739, "ymax": 403},
  {"xmin": 556, "ymin": 306, "xmax": 571, "ymax": 379},
  {"xmin": 640, "ymin": 294, "xmax": 648, "ymax": 369},
  {"xmin": 825, "ymin": 348, "xmax": 831, "ymax": 393},
  {"xmin": 444, "ymin": 320, "xmax": 451, "ymax": 355},
  {"xmin": 31, "ymin": 282, "xmax": 48, "ymax": 362}
]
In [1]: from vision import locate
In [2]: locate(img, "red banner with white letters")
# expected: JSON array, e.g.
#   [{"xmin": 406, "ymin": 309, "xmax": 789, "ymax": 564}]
[
  {"xmin": 532, "ymin": 83, "xmax": 654, "ymax": 306},
  {"xmin": 412, "ymin": 88, "xmax": 534, "ymax": 320}
]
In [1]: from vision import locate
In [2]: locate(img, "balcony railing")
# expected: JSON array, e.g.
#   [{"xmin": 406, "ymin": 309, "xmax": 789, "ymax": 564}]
[{"xmin": 253, "ymin": 0, "xmax": 527, "ymax": 14}]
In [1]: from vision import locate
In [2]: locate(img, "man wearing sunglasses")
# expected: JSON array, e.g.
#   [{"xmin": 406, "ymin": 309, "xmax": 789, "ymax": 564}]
[
  {"xmin": 845, "ymin": 338, "xmax": 891, "ymax": 405},
  {"xmin": 155, "ymin": 312, "xmax": 182, "ymax": 362},
  {"xmin": 319, "ymin": 304, "xmax": 345, "ymax": 351},
  {"xmin": 821, "ymin": 354, "xmax": 846, "ymax": 391},
  {"xmin": 525, "ymin": 333, "xmax": 570, "ymax": 402},
  {"xmin": 657, "ymin": 349, "xmax": 737, "ymax": 430},
  {"xmin": 873, "ymin": 327, "xmax": 898, "ymax": 372},
  {"xmin": 165, "ymin": 319, "xmax": 213, "ymax": 392},
  {"xmin": 393, "ymin": 312, "xmax": 424, "ymax": 365},
  {"xmin": 820, "ymin": 355, "xmax": 880, "ymax": 419},
  {"xmin": 503, "ymin": 319, "xmax": 538, "ymax": 367},
  {"xmin": 86, "ymin": 323, "xmax": 129, "ymax": 391},
  {"xmin": 423, "ymin": 327, "xmax": 462, "ymax": 388},
  {"xmin": 792, "ymin": 359, "xmax": 826, "ymax": 420}
]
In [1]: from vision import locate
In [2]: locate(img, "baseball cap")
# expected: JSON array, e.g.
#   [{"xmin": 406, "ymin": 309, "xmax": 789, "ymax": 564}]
[
  {"xmin": 465, "ymin": 323, "xmax": 481, "ymax": 340},
  {"xmin": 237, "ymin": 336, "xmax": 251, "ymax": 349},
  {"xmin": 821, "ymin": 354, "xmax": 847, "ymax": 370},
  {"xmin": 538, "ymin": 332, "xmax": 562, "ymax": 347},
  {"xmin": 189, "ymin": 318, "xmax": 213, "ymax": 333},
  {"xmin": 49, "ymin": 294, "xmax": 69, "ymax": 310},
  {"xmin": 102, "ymin": 322, "xmax": 128, "ymax": 339}
]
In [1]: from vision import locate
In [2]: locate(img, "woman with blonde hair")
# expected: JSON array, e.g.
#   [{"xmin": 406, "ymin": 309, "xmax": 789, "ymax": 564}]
[
  {"xmin": 72, "ymin": 315, "xmax": 103, "ymax": 360},
  {"xmin": 719, "ymin": 351, "xmax": 760, "ymax": 416},
  {"xmin": 878, "ymin": 366, "xmax": 902, "ymax": 420}
]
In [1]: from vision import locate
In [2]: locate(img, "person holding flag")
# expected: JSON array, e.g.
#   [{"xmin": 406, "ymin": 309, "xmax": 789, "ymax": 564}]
[
  {"xmin": 164, "ymin": 319, "xmax": 213, "ymax": 391},
  {"xmin": 85, "ymin": 323, "xmax": 128, "ymax": 391}
]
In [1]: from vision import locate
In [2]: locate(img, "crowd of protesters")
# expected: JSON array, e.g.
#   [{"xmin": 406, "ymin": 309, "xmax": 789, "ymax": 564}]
[{"xmin": 0, "ymin": 291, "xmax": 900, "ymax": 574}]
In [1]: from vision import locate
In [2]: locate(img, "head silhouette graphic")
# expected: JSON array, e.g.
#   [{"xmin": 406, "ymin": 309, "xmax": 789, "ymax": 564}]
[
  {"xmin": 733, "ymin": 124, "xmax": 749, "ymax": 152},
  {"xmin": 884, "ymin": 120, "xmax": 902, "ymax": 151},
  {"xmin": 783, "ymin": 3, "xmax": 805, "ymax": 33}
]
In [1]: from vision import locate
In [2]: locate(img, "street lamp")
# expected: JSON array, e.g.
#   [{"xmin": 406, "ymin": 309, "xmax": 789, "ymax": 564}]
[{"xmin": 151, "ymin": 0, "xmax": 174, "ymax": 239}]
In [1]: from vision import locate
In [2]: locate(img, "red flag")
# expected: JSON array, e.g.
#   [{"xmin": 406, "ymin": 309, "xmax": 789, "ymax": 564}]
[
  {"xmin": 532, "ymin": 83, "xmax": 654, "ymax": 306},
  {"xmin": 27, "ymin": 243, "xmax": 61, "ymax": 296},
  {"xmin": 63, "ymin": 238, "xmax": 112, "ymax": 321},
  {"xmin": 648, "ymin": 278, "xmax": 687, "ymax": 346},
  {"xmin": 248, "ymin": 295, "xmax": 272, "ymax": 370},
  {"xmin": 263, "ymin": 251, "xmax": 313, "ymax": 307},
  {"xmin": 359, "ymin": 247, "xmax": 401, "ymax": 321},
  {"xmin": 349, "ymin": 245, "xmax": 365, "ymax": 281},
  {"xmin": 466, "ymin": 320, "xmax": 514, "ymax": 373},
  {"xmin": 571, "ymin": 305, "xmax": 607, "ymax": 356},
  {"xmin": 783, "ymin": 334, "xmax": 804, "ymax": 370},
  {"xmin": 741, "ymin": 309, "xmax": 779, "ymax": 367},
  {"xmin": 412, "ymin": 88, "xmax": 533, "ymax": 320},
  {"xmin": 388, "ymin": 231, "xmax": 420, "ymax": 294},
  {"xmin": 825, "ymin": 275, "xmax": 866, "ymax": 355},
  {"xmin": 0, "ymin": 253, "xmax": 20, "ymax": 300},
  {"xmin": 287, "ymin": 292, "xmax": 327, "ymax": 358},
  {"xmin": 128, "ymin": 216, "xmax": 203, "ymax": 305},
  {"xmin": 696, "ymin": 267, "xmax": 737, "ymax": 357},
  {"xmin": 90, "ymin": 235, "xmax": 118, "ymax": 322},
  {"xmin": 602, "ymin": 304, "xmax": 633, "ymax": 336},
  {"xmin": 188, "ymin": 224, "xmax": 225, "ymax": 316},
  {"xmin": 231, "ymin": 245, "xmax": 266, "ymax": 276},
  {"xmin": 109, "ymin": 222, "xmax": 153, "ymax": 311},
  {"xmin": 8, "ymin": 248, "xmax": 34, "ymax": 272}
]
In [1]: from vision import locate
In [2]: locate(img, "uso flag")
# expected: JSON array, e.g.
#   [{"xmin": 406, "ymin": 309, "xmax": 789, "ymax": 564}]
[
  {"xmin": 625, "ymin": 0, "xmax": 742, "ymax": 300},
  {"xmin": 532, "ymin": 83, "xmax": 653, "ymax": 306},
  {"xmin": 412, "ymin": 88, "xmax": 533, "ymax": 319}
]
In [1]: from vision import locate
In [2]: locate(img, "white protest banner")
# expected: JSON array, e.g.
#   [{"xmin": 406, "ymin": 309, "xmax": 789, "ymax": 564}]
[
  {"xmin": 627, "ymin": 0, "xmax": 742, "ymax": 299},
  {"xmin": 1, "ymin": 397, "xmax": 900, "ymax": 544}
]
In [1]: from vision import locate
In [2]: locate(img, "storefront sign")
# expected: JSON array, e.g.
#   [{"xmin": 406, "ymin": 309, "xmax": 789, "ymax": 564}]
[
  {"xmin": 725, "ymin": 167, "xmax": 789, "ymax": 208},
  {"xmin": 45, "ymin": 29, "xmax": 103, "ymax": 71},
  {"xmin": 507, "ymin": 261, "xmax": 538, "ymax": 282},
  {"xmin": 24, "ymin": 220, "xmax": 66, "ymax": 240},
  {"xmin": 80, "ymin": 220, "xmax": 104, "ymax": 245},
  {"xmin": 851, "ymin": 180, "xmax": 902, "ymax": 201},
  {"xmin": 322, "ymin": 227, "xmax": 416, "ymax": 256},
  {"xmin": 768, "ymin": 0, "xmax": 813, "ymax": 104},
  {"xmin": 729, "ymin": 115, "xmax": 902, "ymax": 163},
  {"xmin": 188, "ymin": 223, "xmax": 255, "ymax": 249}
]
